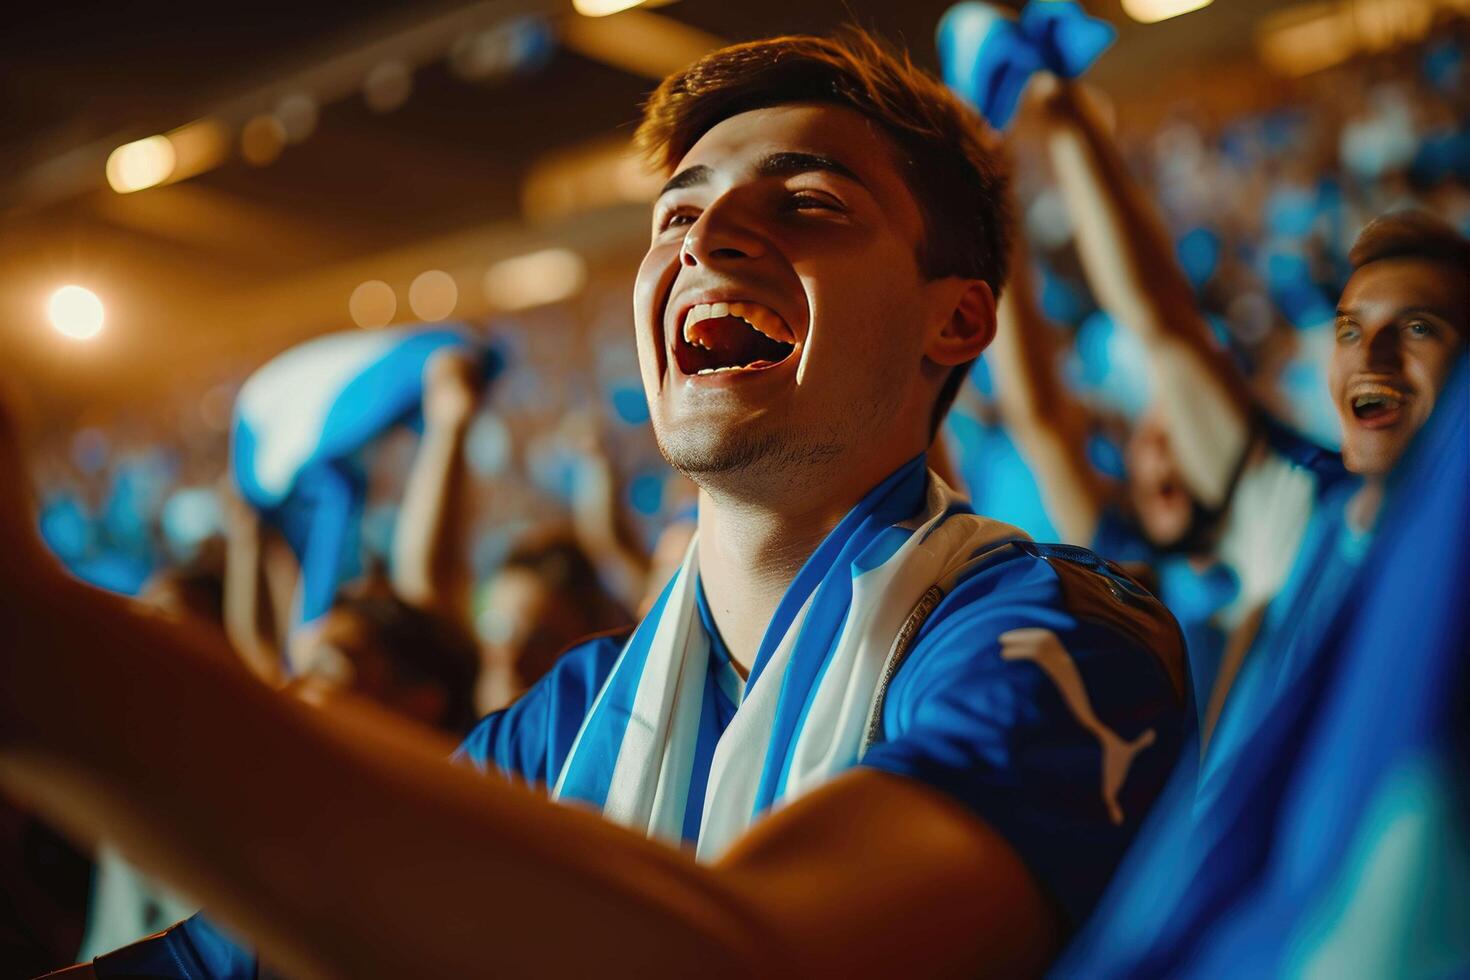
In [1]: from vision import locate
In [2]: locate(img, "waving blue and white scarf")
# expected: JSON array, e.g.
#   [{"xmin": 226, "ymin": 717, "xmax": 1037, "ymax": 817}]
[
  {"xmin": 553, "ymin": 458, "xmax": 1024, "ymax": 860},
  {"xmin": 231, "ymin": 325, "xmax": 495, "ymax": 625},
  {"xmin": 938, "ymin": 0, "xmax": 1116, "ymax": 129}
]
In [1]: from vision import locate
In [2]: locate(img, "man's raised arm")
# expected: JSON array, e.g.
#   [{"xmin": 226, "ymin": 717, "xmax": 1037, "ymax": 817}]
[
  {"xmin": 0, "ymin": 411, "xmax": 1055, "ymax": 979},
  {"xmin": 1035, "ymin": 77, "xmax": 1252, "ymax": 508},
  {"xmin": 389, "ymin": 349, "xmax": 480, "ymax": 624},
  {"xmin": 989, "ymin": 233, "xmax": 1110, "ymax": 545}
]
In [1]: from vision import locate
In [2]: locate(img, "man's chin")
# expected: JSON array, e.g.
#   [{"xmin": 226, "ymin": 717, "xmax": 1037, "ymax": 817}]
[
  {"xmin": 1342, "ymin": 440, "xmax": 1402, "ymax": 479},
  {"xmin": 654, "ymin": 426, "xmax": 780, "ymax": 477},
  {"xmin": 653, "ymin": 422, "xmax": 841, "ymax": 483}
]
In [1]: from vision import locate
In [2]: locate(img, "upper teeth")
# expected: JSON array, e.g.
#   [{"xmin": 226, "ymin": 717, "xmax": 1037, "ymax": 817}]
[{"xmin": 682, "ymin": 301, "xmax": 793, "ymax": 346}]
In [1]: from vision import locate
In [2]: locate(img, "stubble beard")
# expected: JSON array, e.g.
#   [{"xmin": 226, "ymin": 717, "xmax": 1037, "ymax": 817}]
[{"xmin": 651, "ymin": 380, "xmax": 902, "ymax": 496}]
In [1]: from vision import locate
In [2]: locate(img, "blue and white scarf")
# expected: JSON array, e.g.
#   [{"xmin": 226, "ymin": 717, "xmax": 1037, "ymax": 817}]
[
  {"xmin": 232, "ymin": 325, "xmax": 494, "ymax": 624},
  {"xmin": 553, "ymin": 458, "xmax": 1024, "ymax": 860},
  {"xmin": 938, "ymin": 0, "xmax": 1116, "ymax": 129}
]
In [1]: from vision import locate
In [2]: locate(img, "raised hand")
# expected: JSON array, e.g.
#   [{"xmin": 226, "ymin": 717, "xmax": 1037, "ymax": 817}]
[{"xmin": 422, "ymin": 348, "xmax": 483, "ymax": 432}]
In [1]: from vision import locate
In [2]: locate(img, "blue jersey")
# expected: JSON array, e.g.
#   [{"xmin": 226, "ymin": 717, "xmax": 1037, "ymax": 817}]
[
  {"xmin": 94, "ymin": 499, "xmax": 1188, "ymax": 978},
  {"xmin": 1055, "ymin": 362, "xmax": 1470, "ymax": 978},
  {"xmin": 1090, "ymin": 416, "xmax": 1353, "ymax": 721},
  {"xmin": 460, "ymin": 538, "xmax": 1185, "ymax": 925}
]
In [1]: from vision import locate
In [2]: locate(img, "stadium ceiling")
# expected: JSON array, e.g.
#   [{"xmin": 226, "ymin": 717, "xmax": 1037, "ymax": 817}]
[{"xmin": 0, "ymin": 0, "xmax": 1301, "ymax": 420}]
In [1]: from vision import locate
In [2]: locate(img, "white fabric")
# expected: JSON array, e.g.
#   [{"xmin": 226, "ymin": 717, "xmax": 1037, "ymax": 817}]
[{"xmin": 554, "ymin": 472, "xmax": 1022, "ymax": 861}]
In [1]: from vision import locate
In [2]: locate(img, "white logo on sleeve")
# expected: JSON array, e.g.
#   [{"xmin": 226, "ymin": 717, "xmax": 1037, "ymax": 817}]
[{"xmin": 1000, "ymin": 628, "xmax": 1156, "ymax": 825}]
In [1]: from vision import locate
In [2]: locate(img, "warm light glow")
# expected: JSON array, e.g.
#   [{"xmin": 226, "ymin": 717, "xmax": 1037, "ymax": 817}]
[
  {"xmin": 240, "ymin": 115, "xmax": 287, "ymax": 166},
  {"xmin": 484, "ymin": 249, "xmax": 587, "ymax": 311},
  {"xmin": 409, "ymin": 270, "xmax": 458, "ymax": 321},
  {"xmin": 276, "ymin": 93, "xmax": 319, "ymax": 144},
  {"xmin": 165, "ymin": 118, "xmax": 230, "ymax": 182},
  {"xmin": 105, "ymin": 136, "xmax": 176, "ymax": 193},
  {"xmin": 523, "ymin": 138, "xmax": 663, "ymax": 222},
  {"xmin": 364, "ymin": 61, "xmax": 413, "ymax": 113},
  {"xmin": 560, "ymin": 8, "xmax": 718, "ymax": 80},
  {"xmin": 573, "ymin": 0, "xmax": 652, "ymax": 16},
  {"xmin": 1257, "ymin": 0, "xmax": 1438, "ymax": 77},
  {"xmin": 1121, "ymin": 0, "xmax": 1213, "ymax": 24},
  {"xmin": 349, "ymin": 280, "xmax": 397, "ymax": 329},
  {"xmin": 48, "ymin": 285, "xmax": 105, "ymax": 340}
]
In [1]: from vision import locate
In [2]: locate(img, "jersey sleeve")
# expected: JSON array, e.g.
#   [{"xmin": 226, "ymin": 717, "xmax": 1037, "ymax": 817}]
[
  {"xmin": 454, "ymin": 631, "xmax": 625, "ymax": 786},
  {"xmin": 92, "ymin": 913, "xmax": 255, "ymax": 979},
  {"xmin": 859, "ymin": 542, "xmax": 1187, "ymax": 926},
  {"xmin": 91, "ymin": 635, "xmax": 626, "ymax": 979}
]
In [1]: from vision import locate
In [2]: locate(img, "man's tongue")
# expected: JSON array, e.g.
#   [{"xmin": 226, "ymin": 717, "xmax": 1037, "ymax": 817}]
[
  {"xmin": 1353, "ymin": 397, "xmax": 1404, "ymax": 426},
  {"xmin": 681, "ymin": 316, "xmax": 794, "ymax": 375}
]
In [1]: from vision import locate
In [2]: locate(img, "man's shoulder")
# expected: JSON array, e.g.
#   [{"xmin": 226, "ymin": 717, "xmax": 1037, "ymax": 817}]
[
  {"xmin": 913, "ymin": 538, "xmax": 1186, "ymax": 702},
  {"xmin": 455, "ymin": 629, "xmax": 631, "ymax": 780},
  {"xmin": 1257, "ymin": 414, "xmax": 1351, "ymax": 487}
]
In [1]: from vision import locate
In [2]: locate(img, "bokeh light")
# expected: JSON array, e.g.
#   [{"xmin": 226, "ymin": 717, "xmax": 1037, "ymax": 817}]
[
  {"xmin": 275, "ymin": 93, "xmax": 319, "ymax": 144},
  {"xmin": 364, "ymin": 61, "xmax": 413, "ymax": 113},
  {"xmin": 105, "ymin": 135, "xmax": 176, "ymax": 193},
  {"xmin": 349, "ymin": 280, "xmax": 397, "ymax": 328},
  {"xmin": 573, "ymin": 0, "xmax": 654, "ymax": 17},
  {"xmin": 47, "ymin": 285, "xmax": 105, "ymax": 340},
  {"xmin": 484, "ymin": 248, "xmax": 587, "ymax": 311},
  {"xmin": 240, "ymin": 114, "xmax": 287, "ymax": 166},
  {"xmin": 408, "ymin": 270, "xmax": 458, "ymax": 321},
  {"xmin": 1121, "ymin": 0, "xmax": 1212, "ymax": 24}
]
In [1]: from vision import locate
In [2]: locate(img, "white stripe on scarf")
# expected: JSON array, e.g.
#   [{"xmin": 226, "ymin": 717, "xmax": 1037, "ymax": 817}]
[{"xmin": 553, "ymin": 466, "xmax": 1024, "ymax": 860}]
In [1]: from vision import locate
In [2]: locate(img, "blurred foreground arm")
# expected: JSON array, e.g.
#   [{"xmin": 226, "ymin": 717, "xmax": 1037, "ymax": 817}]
[
  {"xmin": 989, "ymin": 233, "xmax": 1109, "ymax": 544},
  {"xmin": 0, "ymin": 414, "xmax": 1055, "ymax": 979},
  {"xmin": 1035, "ymin": 77, "xmax": 1251, "ymax": 507},
  {"xmin": 390, "ymin": 350, "xmax": 480, "ymax": 624}
]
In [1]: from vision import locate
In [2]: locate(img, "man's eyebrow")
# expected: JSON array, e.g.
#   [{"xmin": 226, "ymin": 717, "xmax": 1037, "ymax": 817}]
[
  {"xmin": 756, "ymin": 151, "xmax": 865, "ymax": 187},
  {"xmin": 1337, "ymin": 305, "xmax": 1453, "ymax": 319},
  {"xmin": 658, "ymin": 164, "xmax": 713, "ymax": 198},
  {"xmin": 664, "ymin": 166, "xmax": 714, "ymax": 198}
]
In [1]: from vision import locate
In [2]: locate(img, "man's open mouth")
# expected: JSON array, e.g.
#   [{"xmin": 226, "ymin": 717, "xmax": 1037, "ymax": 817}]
[
  {"xmin": 674, "ymin": 301, "xmax": 796, "ymax": 376},
  {"xmin": 1349, "ymin": 384, "xmax": 1408, "ymax": 427}
]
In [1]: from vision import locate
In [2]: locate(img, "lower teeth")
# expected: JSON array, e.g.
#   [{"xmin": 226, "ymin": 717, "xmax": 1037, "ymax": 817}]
[{"xmin": 696, "ymin": 364, "xmax": 761, "ymax": 375}]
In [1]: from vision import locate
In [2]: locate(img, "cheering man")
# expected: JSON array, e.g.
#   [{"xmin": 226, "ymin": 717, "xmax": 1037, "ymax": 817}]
[{"xmin": 6, "ymin": 32, "xmax": 1185, "ymax": 979}]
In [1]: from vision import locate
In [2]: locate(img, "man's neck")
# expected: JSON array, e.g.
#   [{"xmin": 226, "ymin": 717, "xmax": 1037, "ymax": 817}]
[
  {"xmin": 692, "ymin": 453, "xmax": 918, "ymax": 675},
  {"xmin": 1346, "ymin": 476, "xmax": 1386, "ymax": 533}
]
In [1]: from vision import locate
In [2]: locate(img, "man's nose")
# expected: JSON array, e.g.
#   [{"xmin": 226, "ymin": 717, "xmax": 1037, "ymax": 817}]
[
  {"xmin": 680, "ymin": 196, "xmax": 767, "ymax": 268},
  {"xmin": 1365, "ymin": 324, "xmax": 1403, "ymax": 373}
]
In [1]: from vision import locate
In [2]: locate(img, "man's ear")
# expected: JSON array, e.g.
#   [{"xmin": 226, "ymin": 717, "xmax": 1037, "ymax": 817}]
[{"xmin": 926, "ymin": 279, "xmax": 997, "ymax": 366}]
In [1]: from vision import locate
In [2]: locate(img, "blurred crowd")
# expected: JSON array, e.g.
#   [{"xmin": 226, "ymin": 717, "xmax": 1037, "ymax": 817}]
[
  {"xmin": 4, "ymin": 23, "xmax": 1467, "ymax": 978},
  {"xmin": 953, "ymin": 27, "xmax": 1470, "ymax": 541}
]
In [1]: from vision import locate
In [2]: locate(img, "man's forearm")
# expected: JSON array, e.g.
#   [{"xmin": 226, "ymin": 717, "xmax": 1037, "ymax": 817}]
[
  {"xmin": 1, "ymin": 572, "xmax": 765, "ymax": 978},
  {"xmin": 990, "ymin": 242, "xmax": 1106, "ymax": 544},
  {"xmin": 391, "ymin": 419, "xmax": 472, "ymax": 621},
  {"xmin": 1038, "ymin": 80, "xmax": 1251, "ymax": 507},
  {"xmin": 222, "ymin": 501, "xmax": 281, "ymax": 683}
]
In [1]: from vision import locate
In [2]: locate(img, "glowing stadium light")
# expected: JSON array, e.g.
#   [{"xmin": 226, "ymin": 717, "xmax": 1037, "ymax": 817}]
[
  {"xmin": 573, "ymin": 0, "xmax": 655, "ymax": 16},
  {"xmin": 48, "ymin": 285, "xmax": 105, "ymax": 340},
  {"xmin": 350, "ymin": 280, "xmax": 398, "ymax": 329},
  {"xmin": 484, "ymin": 249, "xmax": 587, "ymax": 311},
  {"xmin": 409, "ymin": 270, "xmax": 459, "ymax": 321},
  {"xmin": 240, "ymin": 114, "xmax": 287, "ymax": 166},
  {"xmin": 165, "ymin": 118, "xmax": 230, "ymax": 182},
  {"xmin": 1121, "ymin": 0, "xmax": 1213, "ymax": 24},
  {"xmin": 364, "ymin": 61, "xmax": 413, "ymax": 113},
  {"xmin": 1257, "ymin": 0, "xmax": 1437, "ymax": 77},
  {"xmin": 275, "ymin": 93, "xmax": 319, "ymax": 144},
  {"xmin": 105, "ymin": 135, "xmax": 176, "ymax": 193}
]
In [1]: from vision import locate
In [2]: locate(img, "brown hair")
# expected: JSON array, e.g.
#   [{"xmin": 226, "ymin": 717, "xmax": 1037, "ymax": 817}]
[
  {"xmin": 636, "ymin": 28, "xmax": 1012, "ymax": 436},
  {"xmin": 1350, "ymin": 209, "xmax": 1470, "ymax": 274}
]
